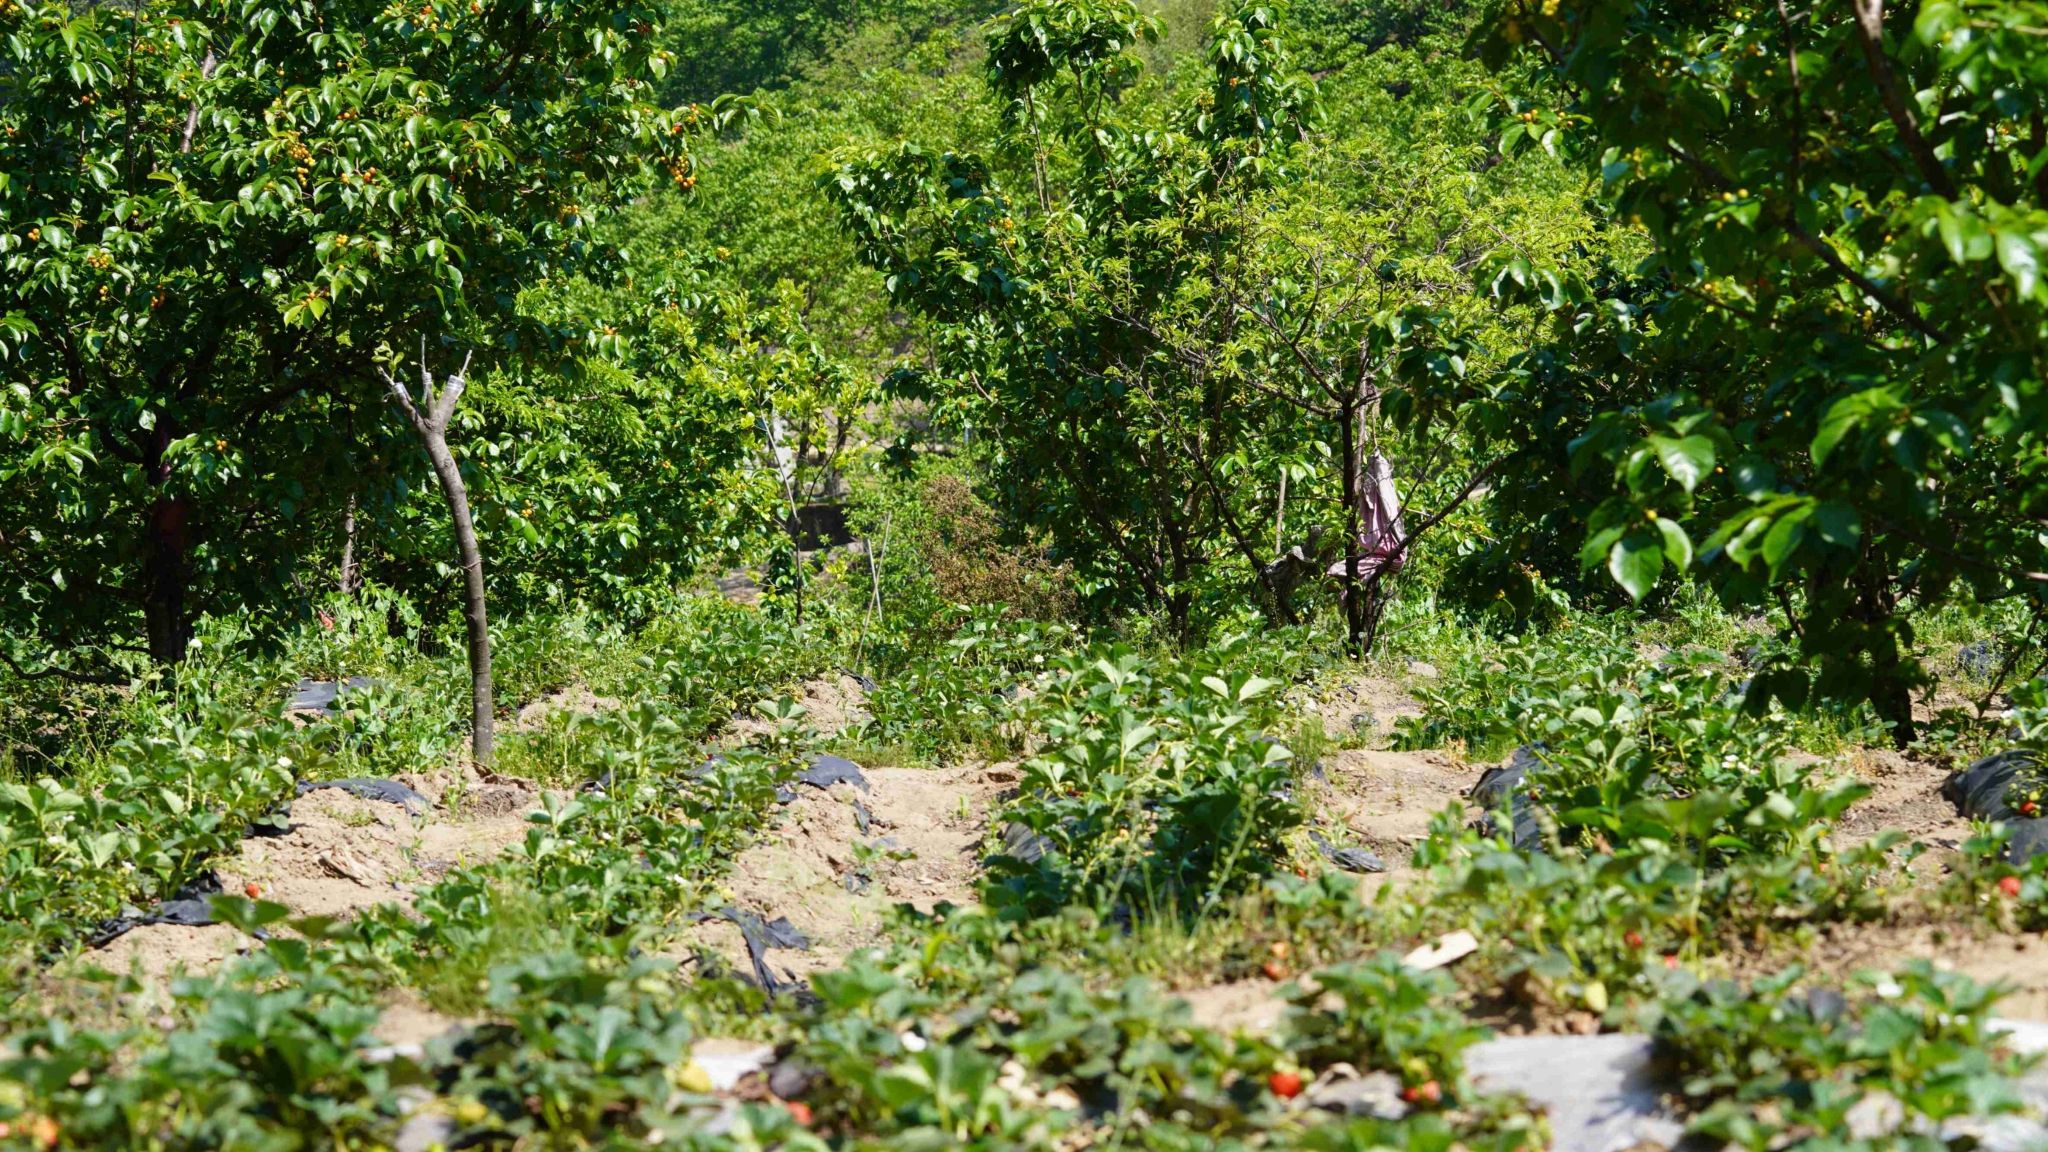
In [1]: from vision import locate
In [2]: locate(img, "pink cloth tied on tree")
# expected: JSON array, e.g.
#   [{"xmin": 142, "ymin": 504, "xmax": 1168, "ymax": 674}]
[{"xmin": 1327, "ymin": 452, "xmax": 1406, "ymax": 582}]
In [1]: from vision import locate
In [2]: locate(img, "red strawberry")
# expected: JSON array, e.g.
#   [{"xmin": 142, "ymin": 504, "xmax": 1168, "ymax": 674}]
[
  {"xmin": 1262, "ymin": 960, "xmax": 1289, "ymax": 981},
  {"xmin": 1400, "ymin": 1080, "xmax": 1442, "ymax": 1105},
  {"xmin": 1663, "ymin": 954, "xmax": 1682, "ymax": 970},
  {"xmin": 1267, "ymin": 1071, "xmax": 1304, "ymax": 1099},
  {"xmin": 244, "ymin": 882, "xmax": 262, "ymax": 900},
  {"xmin": 1623, "ymin": 930, "xmax": 1644, "ymax": 949},
  {"xmin": 2001, "ymin": 875, "xmax": 2023, "ymax": 898},
  {"xmin": 785, "ymin": 1100, "xmax": 813, "ymax": 1127},
  {"xmin": 2024, "ymin": 801, "xmax": 2040, "ymax": 817}
]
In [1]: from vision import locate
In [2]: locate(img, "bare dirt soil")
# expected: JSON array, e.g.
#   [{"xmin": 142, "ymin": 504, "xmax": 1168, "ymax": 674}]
[
  {"xmin": 1314, "ymin": 675, "xmax": 1425, "ymax": 740},
  {"xmin": 1315, "ymin": 747, "xmax": 1473, "ymax": 865},
  {"xmin": 1829, "ymin": 747, "xmax": 1976, "ymax": 873},
  {"xmin": 512, "ymin": 684, "xmax": 621, "ymax": 731},
  {"xmin": 679, "ymin": 760, "xmax": 1009, "ymax": 985},
  {"xmin": 1179, "ymin": 980, "xmax": 1292, "ymax": 1035},
  {"xmin": 81, "ymin": 773, "xmax": 540, "ymax": 988}
]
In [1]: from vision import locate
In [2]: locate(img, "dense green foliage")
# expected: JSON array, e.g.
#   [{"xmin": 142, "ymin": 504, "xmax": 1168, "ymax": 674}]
[
  {"xmin": 1469, "ymin": 0, "xmax": 2048, "ymax": 739},
  {"xmin": 0, "ymin": 0, "xmax": 708, "ymax": 671},
  {"xmin": 5, "ymin": 0, "xmax": 2048, "ymax": 1148}
]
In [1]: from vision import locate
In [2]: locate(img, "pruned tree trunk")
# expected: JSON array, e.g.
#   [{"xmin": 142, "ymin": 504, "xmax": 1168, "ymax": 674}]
[
  {"xmin": 762, "ymin": 408, "xmax": 808, "ymax": 625},
  {"xmin": 339, "ymin": 493, "xmax": 360, "ymax": 597},
  {"xmin": 380, "ymin": 349, "xmax": 493, "ymax": 768}
]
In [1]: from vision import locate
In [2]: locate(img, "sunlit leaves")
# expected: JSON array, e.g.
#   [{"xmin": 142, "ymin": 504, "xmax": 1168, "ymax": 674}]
[
  {"xmin": 1608, "ymin": 529, "xmax": 1663, "ymax": 602},
  {"xmin": 1475, "ymin": 0, "xmax": 2048, "ymax": 730},
  {"xmin": 0, "ymin": 0, "xmax": 697, "ymax": 663},
  {"xmin": 1649, "ymin": 435, "xmax": 1714, "ymax": 494}
]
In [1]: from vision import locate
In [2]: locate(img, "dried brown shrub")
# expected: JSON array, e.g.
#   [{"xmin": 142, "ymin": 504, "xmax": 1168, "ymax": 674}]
[{"xmin": 912, "ymin": 473, "xmax": 1075, "ymax": 621}]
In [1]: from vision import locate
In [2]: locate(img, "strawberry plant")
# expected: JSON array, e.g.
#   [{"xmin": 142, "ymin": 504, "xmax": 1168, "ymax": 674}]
[
  {"xmin": 1282, "ymin": 953, "xmax": 1487, "ymax": 1101},
  {"xmin": 1654, "ymin": 964, "xmax": 2033, "ymax": 1150},
  {"xmin": 1413, "ymin": 638, "xmax": 1869, "ymax": 862},
  {"xmin": 803, "ymin": 957, "xmax": 1270, "ymax": 1145},
  {"xmin": 859, "ymin": 608, "xmax": 1075, "ymax": 759},
  {"xmin": 1363, "ymin": 805, "xmax": 1897, "ymax": 1018},
  {"xmin": 0, "ymin": 697, "xmax": 310, "ymax": 961},
  {"xmin": 3, "ymin": 901, "xmax": 415, "ymax": 1150},
  {"xmin": 985, "ymin": 645, "xmax": 1304, "ymax": 919}
]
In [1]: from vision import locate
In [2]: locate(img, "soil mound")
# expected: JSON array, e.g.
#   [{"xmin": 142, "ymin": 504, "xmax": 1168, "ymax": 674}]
[{"xmin": 679, "ymin": 760, "xmax": 1005, "ymax": 988}]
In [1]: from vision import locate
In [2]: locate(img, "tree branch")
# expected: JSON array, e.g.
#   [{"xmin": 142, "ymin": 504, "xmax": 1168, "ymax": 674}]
[
  {"xmin": 377, "ymin": 365, "xmax": 427, "ymax": 435},
  {"xmin": 1400, "ymin": 457, "xmax": 1504, "ymax": 546},
  {"xmin": 1850, "ymin": 0, "xmax": 1957, "ymax": 199},
  {"xmin": 0, "ymin": 649, "xmax": 127, "ymax": 686},
  {"xmin": 180, "ymin": 48, "xmax": 218, "ymax": 154},
  {"xmin": 1664, "ymin": 142, "xmax": 1951, "ymax": 343}
]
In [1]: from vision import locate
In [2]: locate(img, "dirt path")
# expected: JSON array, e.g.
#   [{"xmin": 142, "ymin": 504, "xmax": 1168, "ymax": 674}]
[
  {"xmin": 1314, "ymin": 674, "xmax": 1425, "ymax": 739},
  {"xmin": 1314, "ymin": 747, "xmax": 1474, "ymax": 865},
  {"xmin": 1724, "ymin": 918, "xmax": 2048, "ymax": 1021},
  {"xmin": 1299, "ymin": 676, "xmax": 1470, "ymax": 868},
  {"xmin": 682, "ymin": 760, "xmax": 1009, "ymax": 985},
  {"xmin": 1829, "ymin": 747, "xmax": 1974, "ymax": 871}
]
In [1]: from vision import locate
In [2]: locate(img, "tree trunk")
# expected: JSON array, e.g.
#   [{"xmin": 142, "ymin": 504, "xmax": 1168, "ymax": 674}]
[
  {"xmin": 143, "ymin": 494, "xmax": 191, "ymax": 664},
  {"xmin": 1872, "ymin": 664, "xmax": 1916, "ymax": 749},
  {"xmin": 1852, "ymin": 544, "xmax": 1916, "ymax": 749},
  {"xmin": 382, "ymin": 352, "xmax": 494, "ymax": 768},
  {"xmin": 143, "ymin": 413, "xmax": 191, "ymax": 666},
  {"xmin": 425, "ymin": 438, "xmax": 493, "ymax": 767},
  {"xmin": 1339, "ymin": 397, "xmax": 1364, "ymax": 655},
  {"xmin": 339, "ymin": 494, "xmax": 359, "ymax": 597},
  {"xmin": 1273, "ymin": 470, "xmax": 1287, "ymax": 558}
]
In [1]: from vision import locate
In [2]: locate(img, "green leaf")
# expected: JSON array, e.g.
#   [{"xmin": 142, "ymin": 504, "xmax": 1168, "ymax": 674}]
[
  {"xmin": 1649, "ymin": 434, "xmax": 1715, "ymax": 493},
  {"xmin": 1760, "ymin": 505, "xmax": 1812, "ymax": 577},
  {"xmin": 1731, "ymin": 456, "xmax": 1778, "ymax": 500},
  {"xmin": 1608, "ymin": 529, "xmax": 1664, "ymax": 601},
  {"xmin": 1811, "ymin": 502, "xmax": 1861, "ymax": 548},
  {"xmin": 1811, "ymin": 387, "xmax": 1901, "ymax": 466},
  {"xmin": 1937, "ymin": 203, "xmax": 1992, "ymax": 263},
  {"xmin": 1997, "ymin": 229, "xmax": 2041, "ymax": 300},
  {"xmin": 1654, "ymin": 517, "xmax": 1693, "ymax": 570}
]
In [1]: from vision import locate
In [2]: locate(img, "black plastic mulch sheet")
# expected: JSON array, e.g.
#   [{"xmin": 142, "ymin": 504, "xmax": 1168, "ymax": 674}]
[
  {"xmin": 796, "ymin": 754, "xmax": 870, "ymax": 793},
  {"xmin": 88, "ymin": 871, "xmax": 226, "ymax": 948},
  {"xmin": 1470, "ymin": 745, "xmax": 1546, "ymax": 851},
  {"xmin": 286, "ymin": 677, "xmax": 378, "ymax": 713},
  {"xmin": 1944, "ymin": 748, "xmax": 2048, "ymax": 862},
  {"xmin": 1308, "ymin": 829, "xmax": 1387, "ymax": 874},
  {"xmin": 991, "ymin": 821, "xmax": 1053, "ymax": 866},
  {"xmin": 659, "ymin": 752, "xmax": 872, "ymax": 806},
  {"xmin": 688, "ymin": 906, "xmax": 813, "ymax": 994},
  {"xmin": 296, "ymin": 777, "xmax": 432, "ymax": 816},
  {"xmin": 768, "ymin": 753, "xmax": 872, "ymax": 805}
]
